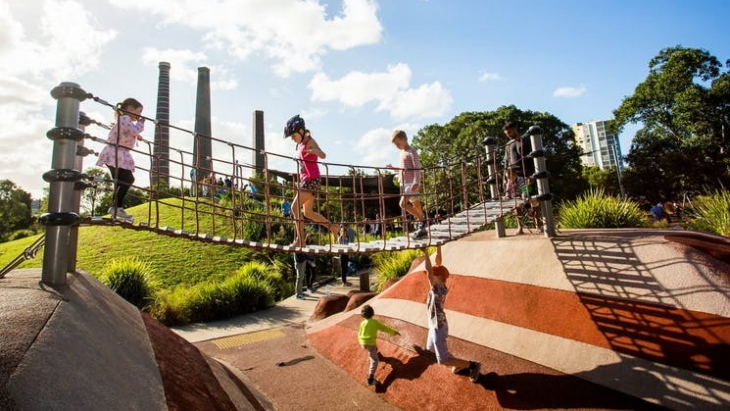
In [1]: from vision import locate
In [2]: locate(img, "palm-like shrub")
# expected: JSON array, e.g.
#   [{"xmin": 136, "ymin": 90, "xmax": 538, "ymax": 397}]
[
  {"xmin": 558, "ymin": 188, "xmax": 649, "ymax": 229},
  {"xmin": 687, "ymin": 189, "xmax": 730, "ymax": 237},
  {"xmin": 150, "ymin": 267, "xmax": 276, "ymax": 326},
  {"xmin": 372, "ymin": 248, "xmax": 426, "ymax": 291},
  {"xmin": 100, "ymin": 256, "xmax": 156, "ymax": 309}
]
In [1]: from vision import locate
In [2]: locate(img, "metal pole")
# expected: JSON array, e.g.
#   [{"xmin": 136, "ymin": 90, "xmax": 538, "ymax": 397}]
[
  {"xmin": 525, "ymin": 126, "xmax": 556, "ymax": 237},
  {"xmin": 482, "ymin": 137, "xmax": 505, "ymax": 238},
  {"xmin": 41, "ymin": 82, "xmax": 86, "ymax": 285},
  {"xmin": 67, "ymin": 112, "xmax": 90, "ymax": 272}
]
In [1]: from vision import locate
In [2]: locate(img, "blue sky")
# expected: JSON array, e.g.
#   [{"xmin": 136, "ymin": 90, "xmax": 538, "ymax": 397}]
[{"xmin": 1, "ymin": 0, "xmax": 728, "ymax": 198}]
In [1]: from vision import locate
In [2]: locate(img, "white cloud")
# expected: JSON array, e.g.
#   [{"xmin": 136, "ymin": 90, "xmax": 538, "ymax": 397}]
[
  {"xmin": 141, "ymin": 48, "xmax": 239, "ymax": 91},
  {"xmin": 553, "ymin": 85, "xmax": 586, "ymax": 98},
  {"xmin": 353, "ymin": 123, "xmax": 421, "ymax": 168},
  {"xmin": 309, "ymin": 63, "xmax": 452, "ymax": 120},
  {"xmin": 0, "ymin": 0, "xmax": 116, "ymax": 198},
  {"xmin": 300, "ymin": 108, "xmax": 328, "ymax": 121},
  {"xmin": 108, "ymin": 0, "xmax": 383, "ymax": 77},
  {"xmin": 381, "ymin": 82, "xmax": 452, "ymax": 120},
  {"xmin": 478, "ymin": 71, "xmax": 502, "ymax": 82}
]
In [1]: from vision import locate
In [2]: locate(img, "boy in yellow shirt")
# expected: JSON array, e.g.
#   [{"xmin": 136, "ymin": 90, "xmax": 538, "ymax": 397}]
[{"xmin": 358, "ymin": 304, "xmax": 399, "ymax": 386}]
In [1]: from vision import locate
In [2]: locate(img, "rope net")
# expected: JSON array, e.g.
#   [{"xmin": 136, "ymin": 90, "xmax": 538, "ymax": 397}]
[{"xmin": 78, "ymin": 93, "xmax": 527, "ymax": 254}]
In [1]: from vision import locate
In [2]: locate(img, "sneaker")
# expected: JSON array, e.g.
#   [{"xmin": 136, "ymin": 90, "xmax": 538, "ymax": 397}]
[
  {"xmin": 468, "ymin": 361, "xmax": 480, "ymax": 383},
  {"xmin": 411, "ymin": 228, "xmax": 428, "ymax": 240},
  {"xmin": 307, "ymin": 288, "xmax": 314, "ymax": 294},
  {"xmin": 367, "ymin": 377, "xmax": 378, "ymax": 386},
  {"xmin": 115, "ymin": 208, "xmax": 133, "ymax": 219},
  {"xmin": 342, "ymin": 281, "xmax": 353, "ymax": 287},
  {"xmin": 296, "ymin": 293, "xmax": 306, "ymax": 300}
]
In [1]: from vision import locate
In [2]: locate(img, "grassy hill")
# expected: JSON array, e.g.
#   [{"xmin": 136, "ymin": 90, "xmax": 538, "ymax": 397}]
[{"xmin": 0, "ymin": 198, "xmax": 286, "ymax": 290}]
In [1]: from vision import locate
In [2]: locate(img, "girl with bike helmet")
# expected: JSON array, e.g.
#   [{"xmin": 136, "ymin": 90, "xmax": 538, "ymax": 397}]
[{"xmin": 284, "ymin": 115, "xmax": 337, "ymax": 247}]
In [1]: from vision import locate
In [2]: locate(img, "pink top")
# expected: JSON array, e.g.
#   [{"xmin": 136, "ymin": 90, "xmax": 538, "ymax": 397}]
[
  {"xmin": 298, "ymin": 137, "xmax": 320, "ymax": 181},
  {"xmin": 96, "ymin": 115, "xmax": 145, "ymax": 171},
  {"xmin": 399, "ymin": 146, "xmax": 422, "ymax": 185}
]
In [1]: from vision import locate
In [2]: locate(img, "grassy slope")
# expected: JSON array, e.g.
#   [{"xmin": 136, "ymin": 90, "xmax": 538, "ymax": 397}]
[{"xmin": 0, "ymin": 199, "xmax": 262, "ymax": 289}]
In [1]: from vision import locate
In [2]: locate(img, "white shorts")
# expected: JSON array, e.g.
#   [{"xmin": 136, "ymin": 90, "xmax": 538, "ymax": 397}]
[
  {"xmin": 403, "ymin": 183, "xmax": 420, "ymax": 200},
  {"xmin": 426, "ymin": 322, "xmax": 450, "ymax": 363}
]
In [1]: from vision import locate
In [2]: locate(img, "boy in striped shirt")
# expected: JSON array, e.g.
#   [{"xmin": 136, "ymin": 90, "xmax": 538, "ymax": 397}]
[{"xmin": 387, "ymin": 130, "xmax": 428, "ymax": 239}]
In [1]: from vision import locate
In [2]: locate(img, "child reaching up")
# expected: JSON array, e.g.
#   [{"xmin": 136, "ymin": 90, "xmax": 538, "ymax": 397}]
[{"xmin": 358, "ymin": 304, "xmax": 399, "ymax": 386}]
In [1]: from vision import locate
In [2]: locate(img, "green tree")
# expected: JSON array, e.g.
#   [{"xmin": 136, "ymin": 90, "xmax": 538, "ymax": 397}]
[
  {"xmin": 582, "ymin": 166, "xmax": 621, "ymax": 197},
  {"xmin": 0, "ymin": 180, "xmax": 33, "ymax": 241},
  {"xmin": 413, "ymin": 105, "xmax": 585, "ymax": 204},
  {"xmin": 612, "ymin": 46, "xmax": 730, "ymax": 198},
  {"xmin": 81, "ymin": 167, "xmax": 112, "ymax": 216}
]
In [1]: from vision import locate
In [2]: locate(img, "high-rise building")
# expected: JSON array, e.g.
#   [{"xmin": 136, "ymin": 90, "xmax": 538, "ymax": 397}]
[{"xmin": 572, "ymin": 120, "xmax": 623, "ymax": 170}]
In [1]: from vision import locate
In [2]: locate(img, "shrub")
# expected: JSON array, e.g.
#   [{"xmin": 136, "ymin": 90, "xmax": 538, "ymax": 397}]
[
  {"xmin": 7, "ymin": 228, "xmax": 39, "ymax": 242},
  {"xmin": 557, "ymin": 188, "xmax": 649, "ymax": 229},
  {"xmin": 372, "ymin": 249, "xmax": 425, "ymax": 291},
  {"xmin": 687, "ymin": 189, "xmax": 730, "ymax": 237},
  {"xmin": 149, "ymin": 273, "xmax": 275, "ymax": 326},
  {"xmin": 234, "ymin": 261, "xmax": 290, "ymax": 301},
  {"xmin": 100, "ymin": 256, "xmax": 156, "ymax": 309}
]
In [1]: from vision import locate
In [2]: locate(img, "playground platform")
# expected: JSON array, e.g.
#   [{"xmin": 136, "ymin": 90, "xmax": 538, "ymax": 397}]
[{"xmin": 1, "ymin": 228, "xmax": 729, "ymax": 410}]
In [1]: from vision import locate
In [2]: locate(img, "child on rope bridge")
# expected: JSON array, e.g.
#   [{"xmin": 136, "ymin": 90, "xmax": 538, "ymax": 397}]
[
  {"xmin": 358, "ymin": 304, "xmax": 399, "ymax": 387},
  {"xmin": 387, "ymin": 130, "xmax": 428, "ymax": 240}
]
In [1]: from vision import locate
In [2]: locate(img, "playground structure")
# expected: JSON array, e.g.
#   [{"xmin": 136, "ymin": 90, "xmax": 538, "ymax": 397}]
[
  {"xmin": 39, "ymin": 81, "xmax": 556, "ymax": 286},
  {"xmin": 3, "ymin": 81, "xmax": 727, "ymax": 411}
]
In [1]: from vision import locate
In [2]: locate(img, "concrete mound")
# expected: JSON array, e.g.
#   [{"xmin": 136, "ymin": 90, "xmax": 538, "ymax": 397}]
[
  {"xmin": 0, "ymin": 269, "xmax": 271, "ymax": 411},
  {"xmin": 306, "ymin": 229, "xmax": 730, "ymax": 411}
]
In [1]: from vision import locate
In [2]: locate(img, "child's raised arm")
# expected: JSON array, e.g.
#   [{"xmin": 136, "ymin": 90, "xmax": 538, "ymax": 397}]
[{"xmin": 422, "ymin": 248, "xmax": 437, "ymax": 287}]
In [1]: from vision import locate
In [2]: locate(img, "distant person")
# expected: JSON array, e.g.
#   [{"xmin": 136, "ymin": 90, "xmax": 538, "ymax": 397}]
[
  {"xmin": 421, "ymin": 246, "xmax": 480, "ymax": 383},
  {"xmin": 284, "ymin": 114, "xmax": 337, "ymax": 248},
  {"xmin": 373, "ymin": 213, "xmax": 383, "ymax": 237},
  {"xmin": 358, "ymin": 304, "xmax": 399, "ymax": 387},
  {"xmin": 201, "ymin": 173, "xmax": 215, "ymax": 198},
  {"xmin": 502, "ymin": 122, "xmax": 536, "ymax": 235},
  {"xmin": 281, "ymin": 199, "xmax": 291, "ymax": 218},
  {"xmin": 338, "ymin": 224, "xmax": 353, "ymax": 286},
  {"xmin": 248, "ymin": 183, "xmax": 258, "ymax": 200},
  {"xmin": 190, "ymin": 168, "xmax": 197, "ymax": 196},
  {"xmin": 224, "ymin": 176, "xmax": 232, "ymax": 190},
  {"xmin": 293, "ymin": 252, "xmax": 308, "ymax": 300},
  {"xmin": 304, "ymin": 233, "xmax": 316, "ymax": 293},
  {"xmin": 387, "ymin": 130, "xmax": 427, "ymax": 239},
  {"xmin": 650, "ymin": 202, "xmax": 665, "ymax": 222},
  {"xmin": 96, "ymin": 97, "xmax": 145, "ymax": 219}
]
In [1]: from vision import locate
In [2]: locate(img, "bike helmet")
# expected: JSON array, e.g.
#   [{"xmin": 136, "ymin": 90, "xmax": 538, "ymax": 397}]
[{"xmin": 284, "ymin": 115, "xmax": 305, "ymax": 138}]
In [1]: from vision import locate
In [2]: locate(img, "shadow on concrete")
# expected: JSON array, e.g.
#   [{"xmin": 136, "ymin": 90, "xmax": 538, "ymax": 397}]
[
  {"xmin": 553, "ymin": 231, "xmax": 730, "ymax": 410},
  {"xmin": 376, "ymin": 345, "xmax": 433, "ymax": 393}
]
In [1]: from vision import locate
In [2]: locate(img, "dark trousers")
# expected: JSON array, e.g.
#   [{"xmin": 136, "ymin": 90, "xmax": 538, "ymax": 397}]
[
  {"xmin": 305, "ymin": 262, "xmax": 315, "ymax": 290},
  {"xmin": 107, "ymin": 166, "xmax": 135, "ymax": 207},
  {"xmin": 340, "ymin": 255, "xmax": 349, "ymax": 282}
]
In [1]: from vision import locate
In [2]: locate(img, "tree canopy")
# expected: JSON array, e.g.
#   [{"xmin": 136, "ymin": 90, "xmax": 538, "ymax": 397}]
[
  {"xmin": 612, "ymin": 46, "xmax": 730, "ymax": 200},
  {"xmin": 412, "ymin": 105, "xmax": 585, "ymax": 203},
  {"xmin": 0, "ymin": 180, "xmax": 33, "ymax": 241}
]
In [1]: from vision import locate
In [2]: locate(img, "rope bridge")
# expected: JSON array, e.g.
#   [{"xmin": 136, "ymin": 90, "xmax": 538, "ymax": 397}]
[{"xmin": 39, "ymin": 82, "xmax": 555, "ymax": 285}]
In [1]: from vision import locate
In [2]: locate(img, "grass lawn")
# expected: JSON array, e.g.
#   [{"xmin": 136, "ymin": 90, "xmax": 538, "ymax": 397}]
[{"xmin": 0, "ymin": 199, "xmax": 274, "ymax": 290}]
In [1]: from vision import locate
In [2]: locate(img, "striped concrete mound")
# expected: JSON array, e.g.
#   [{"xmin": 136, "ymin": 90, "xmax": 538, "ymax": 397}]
[
  {"xmin": 0, "ymin": 269, "xmax": 271, "ymax": 411},
  {"xmin": 307, "ymin": 229, "xmax": 730, "ymax": 411}
]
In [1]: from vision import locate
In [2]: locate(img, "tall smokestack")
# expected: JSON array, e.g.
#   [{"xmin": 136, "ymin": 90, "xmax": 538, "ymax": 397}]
[
  {"xmin": 152, "ymin": 61, "xmax": 170, "ymax": 188},
  {"xmin": 252, "ymin": 110, "xmax": 265, "ymax": 175},
  {"xmin": 193, "ymin": 67, "xmax": 212, "ymax": 178}
]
